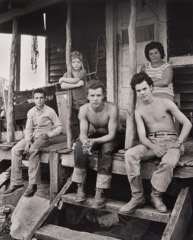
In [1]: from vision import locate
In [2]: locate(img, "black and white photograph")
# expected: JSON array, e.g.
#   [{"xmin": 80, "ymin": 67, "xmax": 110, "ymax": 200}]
[{"xmin": 0, "ymin": 0, "xmax": 193, "ymax": 239}]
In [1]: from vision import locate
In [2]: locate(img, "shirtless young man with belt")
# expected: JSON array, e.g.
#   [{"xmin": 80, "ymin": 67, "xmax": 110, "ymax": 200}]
[
  {"xmin": 71, "ymin": 80, "xmax": 125, "ymax": 208},
  {"xmin": 119, "ymin": 72, "xmax": 192, "ymax": 214}
]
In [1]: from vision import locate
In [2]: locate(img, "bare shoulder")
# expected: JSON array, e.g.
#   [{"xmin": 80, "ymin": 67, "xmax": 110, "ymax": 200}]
[
  {"xmin": 105, "ymin": 101, "xmax": 118, "ymax": 113},
  {"xmin": 161, "ymin": 98, "xmax": 176, "ymax": 107},
  {"xmin": 140, "ymin": 64, "xmax": 145, "ymax": 72},
  {"xmin": 79, "ymin": 103, "xmax": 89, "ymax": 114}
]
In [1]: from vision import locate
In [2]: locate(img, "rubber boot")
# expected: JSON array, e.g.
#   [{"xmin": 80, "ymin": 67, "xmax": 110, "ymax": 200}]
[
  {"xmin": 150, "ymin": 187, "xmax": 167, "ymax": 213},
  {"xmin": 75, "ymin": 183, "xmax": 86, "ymax": 202},
  {"xmin": 119, "ymin": 176, "xmax": 145, "ymax": 214},
  {"xmin": 92, "ymin": 188, "xmax": 106, "ymax": 208}
]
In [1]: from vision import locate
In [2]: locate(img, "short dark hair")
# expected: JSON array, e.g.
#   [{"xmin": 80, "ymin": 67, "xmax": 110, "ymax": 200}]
[
  {"xmin": 130, "ymin": 72, "xmax": 153, "ymax": 91},
  {"xmin": 86, "ymin": 80, "xmax": 106, "ymax": 95},
  {"xmin": 32, "ymin": 88, "xmax": 46, "ymax": 98},
  {"xmin": 144, "ymin": 41, "xmax": 165, "ymax": 61}
]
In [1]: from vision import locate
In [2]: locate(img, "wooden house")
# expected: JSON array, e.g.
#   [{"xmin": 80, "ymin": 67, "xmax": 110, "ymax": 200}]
[{"xmin": 0, "ymin": 0, "xmax": 193, "ymax": 239}]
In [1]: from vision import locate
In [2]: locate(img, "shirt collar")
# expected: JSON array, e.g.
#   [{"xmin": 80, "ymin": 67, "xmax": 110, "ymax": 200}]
[{"xmin": 35, "ymin": 105, "xmax": 45, "ymax": 113}]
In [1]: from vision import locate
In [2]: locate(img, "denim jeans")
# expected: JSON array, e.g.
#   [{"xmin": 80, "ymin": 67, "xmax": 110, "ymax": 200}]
[
  {"xmin": 11, "ymin": 134, "xmax": 66, "ymax": 185},
  {"xmin": 71, "ymin": 131, "xmax": 125, "ymax": 189},
  {"xmin": 125, "ymin": 134, "xmax": 184, "ymax": 192}
]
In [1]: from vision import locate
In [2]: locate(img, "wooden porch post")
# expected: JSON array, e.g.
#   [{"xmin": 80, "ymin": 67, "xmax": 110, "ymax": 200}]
[
  {"xmin": 125, "ymin": 0, "xmax": 137, "ymax": 149},
  {"xmin": 7, "ymin": 18, "xmax": 18, "ymax": 142},
  {"xmin": 66, "ymin": 0, "xmax": 72, "ymax": 149}
]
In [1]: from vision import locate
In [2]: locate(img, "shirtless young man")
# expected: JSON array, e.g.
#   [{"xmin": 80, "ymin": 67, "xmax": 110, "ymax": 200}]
[
  {"xmin": 71, "ymin": 80, "xmax": 125, "ymax": 208},
  {"xmin": 119, "ymin": 72, "xmax": 192, "ymax": 214}
]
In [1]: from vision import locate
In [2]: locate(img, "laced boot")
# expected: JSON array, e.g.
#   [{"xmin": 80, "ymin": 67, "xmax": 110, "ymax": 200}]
[
  {"xmin": 119, "ymin": 196, "xmax": 145, "ymax": 214},
  {"xmin": 75, "ymin": 183, "xmax": 86, "ymax": 202},
  {"xmin": 151, "ymin": 187, "xmax": 167, "ymax": 213},
  {"xmin": 92, "ymin": 188, "xmax": 106, "ymax": 208}
]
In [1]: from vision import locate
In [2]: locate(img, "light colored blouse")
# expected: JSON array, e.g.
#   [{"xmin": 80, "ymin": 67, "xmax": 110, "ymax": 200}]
[{"xmin": 144, "ymin": 62, "xmax": 174, "ymax": 100}]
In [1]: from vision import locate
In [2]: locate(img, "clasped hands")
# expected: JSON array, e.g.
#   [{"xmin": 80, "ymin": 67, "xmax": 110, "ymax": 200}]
[
  {"xmin": 152, "ymin": 141, "xmax": 181, "ymax": 158},
  {"xmin": 82, "ymin": 139, "xmax": 95, "ymax": 155}
]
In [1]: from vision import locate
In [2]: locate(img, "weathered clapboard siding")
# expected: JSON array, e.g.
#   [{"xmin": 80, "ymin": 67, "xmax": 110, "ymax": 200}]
[
  {"xmin": 173, "ymin": 67, "xmax": 193, "ymax": 119},
  {"xmin": 47, "ymin": 2, "xmax": 106, "ymax": 84},
  {"xmin": 167, "ymin": 0, "xmax": 193, "ymax": 57}
]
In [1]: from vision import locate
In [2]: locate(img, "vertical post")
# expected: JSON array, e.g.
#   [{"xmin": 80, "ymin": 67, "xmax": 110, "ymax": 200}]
[
  {"xmin": 15, "ymin": 34, "xmax": 21, "ymax": 91},
  {"xmin": 125, "ymin": 0, "xmax": 137, "ymax": 149},
  {"xmin": 7, "ymin": 18, "xmax": 18, "ymax": 142},
  {"xmin": 106, "ymin": 3, "xmax": 118, "ymax": 104},
  {"xmin": 66, "ymin": 0, "xmax": 72, "ymax": 149}
]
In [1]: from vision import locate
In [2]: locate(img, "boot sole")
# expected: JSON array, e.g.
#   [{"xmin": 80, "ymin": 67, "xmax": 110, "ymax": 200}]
[
  {"xmin": 150, "ymin": 200, "xmax": 168, "ymax": 213},
  {"xmin": 24, "ymin": 188, "xmax": 37, "ymax": 198},
  {"xmin": 118, "ymin": 202, "xmax": 146, "ymax": 214},
  {"xmin": 151, "ymin": 204, "xmax": 168, "ymax": 213},
  {"xmin": 75, "ymin": 197, "xmax": 87, "ymax": 203},
  {"xmin": 92, "ymin": 203, "xmax": 106, "ymax": 209}
]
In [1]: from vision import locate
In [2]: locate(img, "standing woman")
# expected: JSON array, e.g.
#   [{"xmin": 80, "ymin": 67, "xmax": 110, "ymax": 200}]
[{"xmin": 140, "ymin": 41, "xmax": 174, "ymax": 102}]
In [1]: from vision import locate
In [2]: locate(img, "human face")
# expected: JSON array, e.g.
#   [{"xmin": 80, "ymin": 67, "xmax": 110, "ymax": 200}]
[
  {"xmin": 149, "ymin": 48, "xmax": 161, "ymax": 64},
  {"xmin": 135, "ymin": 81, "xmax": 153, "ymax": 101},
  {"xmin": 71, "ymin": 58, "xmax": 82, "ymax": 71},
  {"xmin": 87, "ymin": 88, "xmax": 105, "ymax": 109},
  {"xmin": 33, "ymin": 93, "xmax": 46, "ymax": 109}
]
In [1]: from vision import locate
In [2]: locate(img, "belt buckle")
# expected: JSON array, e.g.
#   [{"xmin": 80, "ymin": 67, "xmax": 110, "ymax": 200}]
[{"xmin": 153, "ymin": 132, "xmax": 157, "ymax": 138}]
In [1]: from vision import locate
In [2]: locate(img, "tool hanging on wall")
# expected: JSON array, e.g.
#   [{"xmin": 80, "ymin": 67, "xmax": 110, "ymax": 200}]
[{"xmin": 31, "ymin": 36, "xmax": 39, "ymax": 72}]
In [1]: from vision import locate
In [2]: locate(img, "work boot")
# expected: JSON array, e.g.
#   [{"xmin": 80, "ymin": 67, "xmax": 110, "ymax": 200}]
[
  {"xmin": 23, "ymin": 184, "xmax": 37, "ymax": 197},
  {"xmin": 119, "ymin": 176, "xmax": 145, "ymax": 214},
  {"xmin": 75, "ymin": 183, "xmax": 86, "ymax": 202},
  {"xmin": 151, "ymin": 187, "xmax": 167, "ymax": 213},
  {"xmin": 3, "ymin": 184, "xmax": 24, "ymax": 195},
  {"xmin": 92, "ymin": 188, "xmax": 106, "ymax": 208},
  {"xmin": 119, "ymin": 196, "xmax": 145, "ymax": 214}
]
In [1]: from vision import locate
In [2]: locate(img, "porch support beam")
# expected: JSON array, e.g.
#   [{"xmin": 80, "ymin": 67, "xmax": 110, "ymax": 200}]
[
  {"xmin": 125, "ymin": 0, "xmax": 137, "ymax": 149},
  {"xmin": 106, "ymin": 3, "xmax": 117, "ymax": 104},
  {"xmin": 0, "ymin": 0, "xmax": 65, "ymax": 25},
  {"xmin": 7, "ymin": 18, "xmax": 18, "ymax": 142},
  {"xmin": 65, "ymin": 0, "xmax": 72, "ymax": 149}
]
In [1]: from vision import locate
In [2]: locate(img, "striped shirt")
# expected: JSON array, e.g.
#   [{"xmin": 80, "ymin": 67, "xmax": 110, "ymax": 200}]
[{"xmin": 144, "ymin": 62, "xmax": 174, "ymax": 100}]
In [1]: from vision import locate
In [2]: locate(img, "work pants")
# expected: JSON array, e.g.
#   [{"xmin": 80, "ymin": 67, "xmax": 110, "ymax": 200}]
[
  {"xmin": 71, "ymin": 132, "xmax": 125, "ymax": 189},
  {"xmin": 125, "ymin": 134, "xmax": 184, "ymax": 193},
  {"xmin": 11, "ymin": 134, "xmax": 66, "ymax": 185}
]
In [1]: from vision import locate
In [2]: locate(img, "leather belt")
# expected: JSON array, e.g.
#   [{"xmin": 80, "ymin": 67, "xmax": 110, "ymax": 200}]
[{"xmin": 148, "ymin": 132, "xmax": 177, "ymax": 138}]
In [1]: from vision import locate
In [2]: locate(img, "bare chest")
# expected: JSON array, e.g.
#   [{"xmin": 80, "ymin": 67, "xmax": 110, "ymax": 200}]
[{"xmin": 87, "ymin": 111, "xmax": 109, "ymax": 128}]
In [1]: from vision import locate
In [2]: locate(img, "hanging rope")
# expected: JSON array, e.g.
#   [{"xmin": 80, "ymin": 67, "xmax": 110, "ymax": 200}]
[{"xmin": 31, "ymin": 36, "xmax": 39, "ymax": 72}]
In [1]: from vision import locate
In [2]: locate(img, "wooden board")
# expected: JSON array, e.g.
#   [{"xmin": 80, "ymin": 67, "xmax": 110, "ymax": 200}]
[
  {"xmin": 25, "ymin": 177, "xmax": 73, "ymax": 240},
  {"xmin": 60, "ymin": 151, "xmax": 193, "ymax": 179},
  {"xmin": 62, "ymin": 193, "xmax": 171, "ymax": 223},
  {"xmin": 35, "ymin": 224, "xmax": 117, "ymax": 240},
  {"xmin": 162, "ymin": 187, "xmax": 192, "ymax": 240}
]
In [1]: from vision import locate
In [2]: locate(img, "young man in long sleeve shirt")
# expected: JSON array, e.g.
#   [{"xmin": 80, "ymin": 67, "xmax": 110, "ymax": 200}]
[{"xmin": 4, "ymin": 88, "xmax": 64, "ymax": 197}]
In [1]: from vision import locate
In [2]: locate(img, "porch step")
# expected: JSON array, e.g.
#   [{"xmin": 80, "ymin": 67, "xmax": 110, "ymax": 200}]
[
  {"xmin": 35, "ymin": 224, "xmax": 117, "ymax": 240},
  {"xmin": 62, "ymin": 193, "xmax": 171, "ymax": 223}
]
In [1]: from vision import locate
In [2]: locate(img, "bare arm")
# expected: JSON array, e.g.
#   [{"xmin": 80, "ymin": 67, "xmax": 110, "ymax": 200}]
[
  {"xmin": 60, "ymin": 81, "xmax": 84, "ymax": 90},
  {"xmin": 166, "ymin": 101, "xmax": 192, "ymax": 143},
  {"xmin": 135, "ymin": 110, "xmax": 167, "ymax": 157},
  {"xmin": 140, "ymin": 65, "xmax": 145, "ymax": 72},
  {"xmin": 153, "ymin": 65, "xmax": 173, "ymax": 87},
  {"xmin": 79, "ymin": 106, "xmax": 89, "ymax": 144},
  {"xmin": 59, "ymin": 77, "xmax": 80, "ymax": 84}
]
